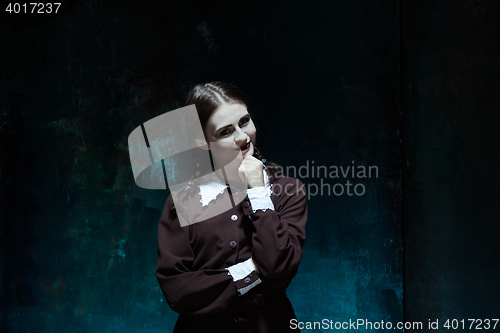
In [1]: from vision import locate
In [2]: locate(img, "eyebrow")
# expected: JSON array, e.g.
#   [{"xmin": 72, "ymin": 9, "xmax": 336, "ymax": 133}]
[{"xmin": 214, "ymin": 114, "xmax": 250, "ymax": 134}]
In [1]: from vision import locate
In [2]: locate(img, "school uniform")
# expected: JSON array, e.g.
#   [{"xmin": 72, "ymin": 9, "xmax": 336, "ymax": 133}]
[{"xmin": 155, "ymin": 170, "xmax": 308, "ymax": 333}]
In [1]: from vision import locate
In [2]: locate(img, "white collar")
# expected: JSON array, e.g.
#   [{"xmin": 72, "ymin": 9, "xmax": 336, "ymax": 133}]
[{"xmin": 199, "ymin": 169, "xmax": 270, "ymax": 207}]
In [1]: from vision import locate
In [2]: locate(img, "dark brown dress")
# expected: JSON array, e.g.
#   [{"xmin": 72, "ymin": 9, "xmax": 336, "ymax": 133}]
[{"xmin": 155, "ymin": 176, "xmax": 308, "ymax": 333}]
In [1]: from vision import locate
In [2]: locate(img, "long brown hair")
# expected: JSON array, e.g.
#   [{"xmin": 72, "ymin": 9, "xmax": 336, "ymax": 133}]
[{"xmin": 171, "ymin": 81, "xmax": 281, "ymax": 211}]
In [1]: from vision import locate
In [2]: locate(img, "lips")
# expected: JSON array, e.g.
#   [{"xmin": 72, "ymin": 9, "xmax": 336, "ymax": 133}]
[{"xmin": 239, "ymin": 141, "xmax": 251, "ymax": 151}]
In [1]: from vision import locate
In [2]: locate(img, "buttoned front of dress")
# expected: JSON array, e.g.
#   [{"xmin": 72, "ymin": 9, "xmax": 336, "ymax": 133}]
[
  {"xmin": 187, "ymin": 194, "xmax": 255, "ymax": 270},
  {"xmin": 155, "ymin": 175, "xmax": 308, "ymax": 333}
]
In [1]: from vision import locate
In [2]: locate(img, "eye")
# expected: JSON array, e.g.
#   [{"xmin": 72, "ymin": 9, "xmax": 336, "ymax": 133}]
[
  {"xmin": 240, "ymin": 116, "xmax": 250, "ymax": 126},
  {"xmin": 220, "ymin": 129, "xmax": 231, "ymax": 136}
]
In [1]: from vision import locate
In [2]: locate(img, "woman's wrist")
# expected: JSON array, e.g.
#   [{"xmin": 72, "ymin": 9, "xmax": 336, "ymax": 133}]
[
  {"xmin": 247, "ymin": 178, "xmax": 265, "ymax": 188},
  {"xmin": 226, "ymin": 257, "xmax": 258, "ymax": 281},
  {"xmin": 246, "ymin": 186, "xmax": 275, "ymax": 213}
]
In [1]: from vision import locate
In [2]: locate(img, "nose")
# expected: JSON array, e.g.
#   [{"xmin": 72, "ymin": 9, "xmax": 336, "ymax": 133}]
[{"xmin": 234, "ymin": 126, "xmax": 249, "ymax": 147}]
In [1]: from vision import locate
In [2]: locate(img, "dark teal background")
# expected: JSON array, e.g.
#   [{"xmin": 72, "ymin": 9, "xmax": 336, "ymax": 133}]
[
  {"xmin": 402, "ymin": 0, "xmax": 500, "ymax": 327},
  {"xmin": 0, "ymin": 0, "xmax": 498, "ymax": 332}
]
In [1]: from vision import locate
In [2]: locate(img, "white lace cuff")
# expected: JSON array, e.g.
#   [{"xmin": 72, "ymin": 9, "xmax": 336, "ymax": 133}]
[
  {"xmin": 225, "ymin": 258, "xmax": 257, "ymax": 282},
  {"xmin": 247, "ymin": 186, "xmax": 275, "ymax": 213}
]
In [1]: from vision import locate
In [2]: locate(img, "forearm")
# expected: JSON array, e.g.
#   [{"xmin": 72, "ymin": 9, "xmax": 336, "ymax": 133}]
[{"xmin": 244, "ymin": 178, "xmax": 307, "ymax": 278}]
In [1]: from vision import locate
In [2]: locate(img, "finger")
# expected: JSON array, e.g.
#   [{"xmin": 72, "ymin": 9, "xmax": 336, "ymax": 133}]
[
  {"xmin": 238, "ymin": 164, "xmax": 247, "ymax": 182},
  {"xmin": 244, "ymin": 154, "xmax": 257, "ymax": 162}
]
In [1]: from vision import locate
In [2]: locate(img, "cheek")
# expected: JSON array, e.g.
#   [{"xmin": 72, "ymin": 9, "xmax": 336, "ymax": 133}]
[
  {"xmin": 245, "ymin": 123, "xmax": 257, "ymax": 137},
  {"xmin": 206, "ymin": 134, "xmax": 228, "ymax": 145},
  {"xmin": 214, "ymin": 139, "xmax": 234, "ymax": 149}
]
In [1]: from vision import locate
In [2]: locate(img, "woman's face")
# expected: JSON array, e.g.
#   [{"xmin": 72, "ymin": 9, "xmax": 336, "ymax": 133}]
[{"xmin": 204, "ymin": 102, "xmax": 256, "ymax": 165}]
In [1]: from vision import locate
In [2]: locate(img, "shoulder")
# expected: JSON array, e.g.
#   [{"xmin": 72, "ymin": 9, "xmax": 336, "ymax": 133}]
[
  {"xmin": 164, "ymin": 193, "xmax": 184, "ymax": 212},
  {"xmin": 159, "ymin": 193, "xmax": 196, "ymax": 232},
  {"xmin": 160, "ymin": 194, "xmax": 177, "ymax": 224},
  {"xmin": 164, "ymin": 185, "xmax": 203, "ymax": 210},
  {"xmin": 163, "ymin": 187, "xmax": 217, "ymax": 228},
  {"xmin": 161, "ymin": 192, "xmax": 195, "ymax": 223}
]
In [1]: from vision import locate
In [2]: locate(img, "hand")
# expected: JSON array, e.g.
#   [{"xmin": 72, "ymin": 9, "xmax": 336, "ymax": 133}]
[{"xmin": 238, "ymin": 155, "xmax": 265, "ymax": 189}]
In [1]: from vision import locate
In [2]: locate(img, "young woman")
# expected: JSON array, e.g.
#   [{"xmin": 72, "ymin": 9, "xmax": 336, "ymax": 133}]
[{"xmin": 155, "ymin": 81, "xmax": 308, "ymax": 333}]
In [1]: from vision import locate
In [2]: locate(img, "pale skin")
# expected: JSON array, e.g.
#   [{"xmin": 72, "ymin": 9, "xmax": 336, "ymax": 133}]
[
  {"xmin": 196, "ymin": 102, "xmax": 265, "ymax": 189},
  {"xmin": 195, "ymin": 101, "xmax": 264, "ymax": 272}
]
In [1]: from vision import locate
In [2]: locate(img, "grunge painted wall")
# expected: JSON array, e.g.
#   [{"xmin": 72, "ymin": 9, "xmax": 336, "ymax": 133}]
[
  {"xmin": 402, "ymin": 0, "xmax": 500, "ymax": 331},
  {"xmin": 15, "ymin": 0, "xmax": 500, "ymax": 331}
]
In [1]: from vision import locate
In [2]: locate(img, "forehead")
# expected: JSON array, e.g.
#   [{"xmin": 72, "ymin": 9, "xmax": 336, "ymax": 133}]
[{"xmin": 208, "ymin": 102, "xmax": 249, "ymax": 129}]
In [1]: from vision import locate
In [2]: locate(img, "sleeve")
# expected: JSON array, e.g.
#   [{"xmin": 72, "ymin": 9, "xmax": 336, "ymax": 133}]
[
  {"xmin": 246, "ymin": 186, "xmax": 275, "ymax": 213},
  {"xmin": 226, "ymin": 257, "xmax": 262, "ymax": 295},
  {"xmin": 243, "ymin": 178, "xmax": 308, "ymax": 279},
  {"xmin": 155, "ymin": 196, "xmax": 259, "ymax": 315}
]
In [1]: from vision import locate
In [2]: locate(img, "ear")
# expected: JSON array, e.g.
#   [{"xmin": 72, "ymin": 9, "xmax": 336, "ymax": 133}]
[{"xmin": 195, "ymin": 137, "xmax": 210, "ymax": 150}]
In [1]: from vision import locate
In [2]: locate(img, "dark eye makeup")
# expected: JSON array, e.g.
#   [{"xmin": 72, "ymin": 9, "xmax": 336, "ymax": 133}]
[
  {"xmin": 239, "ymin": 115, "xmax": 250, "ymax": 125},
  {"xmin": 218, "ymin": 114, "xmax": 251, "ymax": 137}
]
